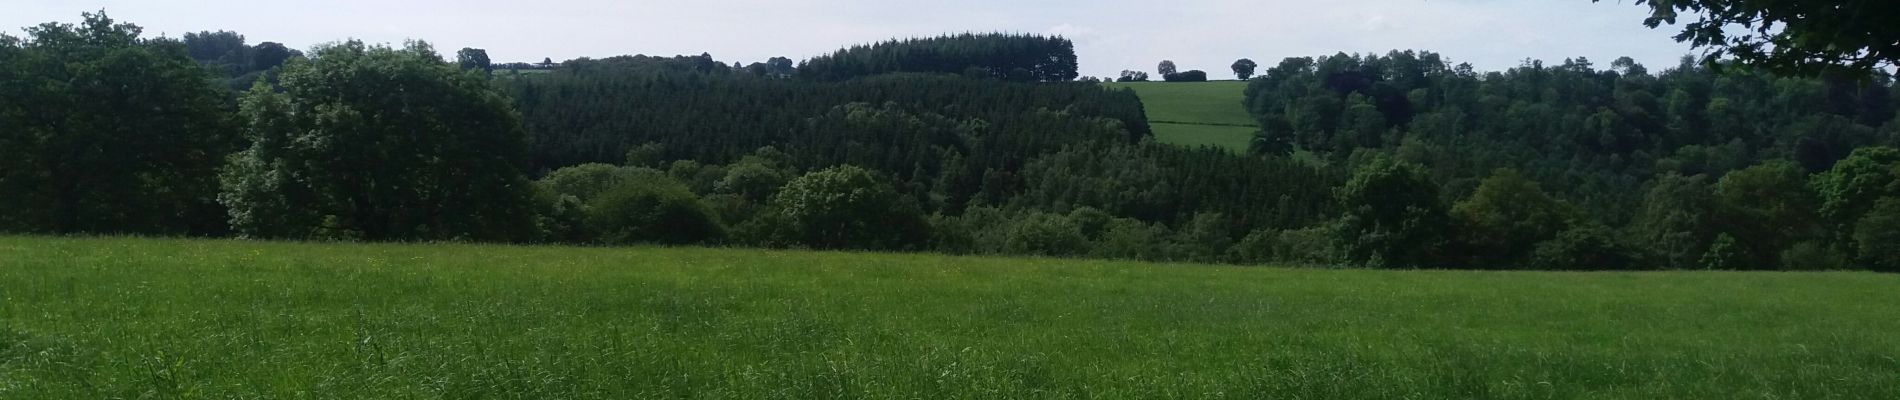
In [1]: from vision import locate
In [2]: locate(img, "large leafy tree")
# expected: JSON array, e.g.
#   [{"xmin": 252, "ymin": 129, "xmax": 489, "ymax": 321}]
[
  {"xmin": 250, "ymin": 41, "xmax": 298, "ymax": 70},
  {"xmin": 456, "ymin": 47, "xmax": 491, "ymax": 73},
  {"xmin": 1598, "ymin": 0, "xmax": 1900, "ymax": 76},
  {"xmin": 183, "ymin": 30, "xmax": 246, "ymax": 67},
  {"xmin": 0, "ymin": 12, "xmax": 236, "ymax": 235},
  {"xmin": 765, "ymin": 56, "xmax": 795, "ymax": 78},
  {"xmin": 1631, "ymin": 173, "xmax": 1723, "ymax": 269},
  {"xmin": 585, "ymin": 175, "xmax": 723, "ymax": 246},
  {"xmin": 220, "ymin": 40, "xmax": 538, "ymax": 241},
  {"xmin": 1450, "ymin": 169, "xmax": 1578, "ymax": 268},
  {"xmin": 1335, "ymin": 157, "xmax": 1449, "ymax": 268},
  {"xmin": 1854, "ymin": 199, "xmax": 1900, "ymax": 272},
  {"xmin": 1713, "ymin": 160, "xmax": 1823, "ymax": 269},
  {"xmin": 1232, "ymin": 58, "xmax": 1258, "ymax": 80},
  {"xmin": 1811, "ymin": 146, "xmax": 1900, "ymax": 257}
]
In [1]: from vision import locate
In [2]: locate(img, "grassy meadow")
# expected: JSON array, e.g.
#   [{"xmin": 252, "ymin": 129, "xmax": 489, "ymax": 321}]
[
  {"xmin": 3, "ymin": 236, "xmax": 1899, "ymax": 398},
  {"xmin": 1139, "ymin": 123, "xmax": 1258, "ymax": 152},
  {"xmin": 1106, "ymin": 81, "xmax": 1258, "ymax": 152}
]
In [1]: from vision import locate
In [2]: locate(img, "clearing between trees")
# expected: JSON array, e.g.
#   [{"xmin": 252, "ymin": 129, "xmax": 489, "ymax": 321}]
[{"xmin": 1107, "ymin": 80, "xmax": 1257, "ymax": 152}]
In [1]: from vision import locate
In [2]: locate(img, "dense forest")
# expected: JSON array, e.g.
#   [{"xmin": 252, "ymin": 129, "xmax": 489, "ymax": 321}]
[
  {"xmin": 797, "ymin": 34, "xmax": 1079, "ymax": 82},
  {"xmin": 1242, "ymin": 51, "xmax": 1900, "ymax": 269},
  {"xmin": 3, "ymin": 12, "xmax": 1898, "ymax": 271}
]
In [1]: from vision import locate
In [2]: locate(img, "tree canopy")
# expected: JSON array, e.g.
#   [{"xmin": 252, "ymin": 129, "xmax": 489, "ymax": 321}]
[
  {"xmin": 0, "ymin": 12, "xmax": 236, "ymax": 235},
  {"xmin": 1598, "ymin": 0, "xmax": 1900, "ymax": 76},
  {"xmin": 798, "ymin": 33, "xmax": 1078, "ymax": 82},
  {"xmin": 1233, "ymin": 58, "xmax": 1258, "ymax": 80},
  {"xmin": 220, "ymin": 40, "xmax": 538, "ymax": 242}
]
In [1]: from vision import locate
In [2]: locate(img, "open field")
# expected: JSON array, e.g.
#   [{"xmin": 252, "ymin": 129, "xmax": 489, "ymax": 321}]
[
  {"xmin": 1104, "ymin": 81, "xmax": 1256, "ymax": 126},
  {"xmin": 1144, "ymin": 123, "xmax": 1258, "ymax": 151},
  {"xmin": 1105, "ymin": 81, "xmax": 1258, "ymax": 152},
  {"xmin": 4, "ymin": 236, "xmax": 1899, "ymax": 398}
]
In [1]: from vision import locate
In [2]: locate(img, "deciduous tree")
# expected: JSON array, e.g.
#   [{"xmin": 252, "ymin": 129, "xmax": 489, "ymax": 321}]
[
  {"xmin": 1232, "ymin": 58, "xmax": 1257, "ymax": 80},
  {"xmin": 772, "ymin": 165, "xmax": 928, "ymax": 250},
  {"xmin": 0, "ymin": 12, "xmax": 236, "ymax": 235},
  {"xmin": 1335, "ymin": 157, "xmax": 1449, "ymax": 268},
  {"xmin": 221, "ymin": 40, "xmax": 538, "ymax": 241},
  {"xmin": 457, "ymin": 47, "xmax": 492, "ymax": 73},
  {"xmin": 1596, "ymin": 0, "xmax": 1900, "ymax": 76}
]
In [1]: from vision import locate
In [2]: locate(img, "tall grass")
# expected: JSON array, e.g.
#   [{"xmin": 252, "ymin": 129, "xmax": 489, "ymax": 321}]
[{"xmin": 2, "ymin": 236, "xmax": 1896, "ymax": 398}]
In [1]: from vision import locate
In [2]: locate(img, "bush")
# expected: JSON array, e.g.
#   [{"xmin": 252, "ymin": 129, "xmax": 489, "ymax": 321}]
[
  {"xmin": 1700, "ymin": 233, "xmax": 1744, "ymax": 270},
  {"xmin": 1090, "ymin": 218, "xmax": 1171, "ymax": 261},
  {"xmin": 1852, "ymin": 198, "xmax": 1900, "ymax": 272},
  {"xmin": 1272, "ymin": 225, "xmax": 1339, "ymax": 265},
  {"xmin": 1004, "ymin": 212, "xmax": 1087, "ymax": 257},
  {"xmin": 1779, "ymin": 241, "xmax": 1850, "ymax": 271},
  {"xmin": 727, "ymin": 207, "xmax": 792, "ymax": 248},
  {"xmin": 1224, "ymin": 225, "xmax": 1341, "ymax": 265},
  {"xmin": 1173, "ymin": 212, "xmax": 1233, "ymax": 263},
  {"xmin": 1532, "ymin": 224, "xmax": 1640, "ymax": 270},
  {"xmin": 1162, "ymin": 70, "xmax": 1208, "ymax": 82},
  {"xmin": 715, "ymin": 162, "xmax": 788, "ymax": 202},
  {"xmin": 1229, "ymin": 230, "xmax": 1278, "ymax": 264},
  {"xmin": 538, "ymin": 163, "xmax": 668, "ymax": 202},
  {"xmin": 531, "ymin": 186, "xmax": 591, "ymax": 243},
  {"xmin": 585, "ymin": 176, "xmax": 724, "ymax": 245},
  {"xmin": 666, "ymin": 160, "xmax": 727, "ymax": 195},
  {"xmin": 623, "ymin": 142, "xmax": 667, "ymax": 168},
  {"xmin": 1068, "ymin": 207, "xmax": 1113, "ymax": 240},
  {"xmin": 773, "ymin": 165, "xmax": 929, "ymax": 250},
  {"xmin": 928, "ymin": 206, "xmax": 1011, "ymax": 255}
]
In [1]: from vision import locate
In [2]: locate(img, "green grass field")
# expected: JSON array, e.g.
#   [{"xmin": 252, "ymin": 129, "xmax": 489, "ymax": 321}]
[
  {"xmin": 4, "ymin": 236, "xmax": 1899, "ymax": 398},
  {"xmin": 1105, "ymin": 81, "xmax": 1258, "ymax": 153},
  {"xmin": 1144, "ymin": 123, "xmax": 1257, "ymax": 152},
  {"xmin": 1103, "ymin": 81, "xmax": 1256, "ymax": 126}
]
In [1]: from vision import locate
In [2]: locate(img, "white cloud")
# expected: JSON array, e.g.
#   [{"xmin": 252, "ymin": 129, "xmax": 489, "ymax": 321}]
[{"xmin": 1360, "ymin": 14, "xmax": 1391, "ymax": 32}]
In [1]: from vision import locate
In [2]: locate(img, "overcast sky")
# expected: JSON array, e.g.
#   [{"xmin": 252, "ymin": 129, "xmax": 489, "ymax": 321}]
[{"xmin": 8, "ymin": 0, "xmax": 1698, "ymax": 78}]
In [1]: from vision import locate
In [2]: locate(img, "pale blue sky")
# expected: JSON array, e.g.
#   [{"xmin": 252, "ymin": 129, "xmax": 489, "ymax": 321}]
[{"xmin": 8, "ymin": 0, "xmax": 1697, "ymax": 78}]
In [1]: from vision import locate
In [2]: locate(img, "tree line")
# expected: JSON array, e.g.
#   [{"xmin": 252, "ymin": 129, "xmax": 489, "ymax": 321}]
[
  {"xmin": 1242, "ymin": 50, "xmax": 1900, "ymax": 270},
  {"xmin": 798, "ymin": 33, "xmax": 1079, "ymax": 82},
  {"xmin": 4, "ymin": 12, "xmax": 1898, "ymax": 271}
]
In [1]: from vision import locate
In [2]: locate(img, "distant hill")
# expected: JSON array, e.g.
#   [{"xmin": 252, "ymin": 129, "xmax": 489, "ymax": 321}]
[{"xmin": 1105, "ymin": 81, "xmax": 1258, "ymax": 152}]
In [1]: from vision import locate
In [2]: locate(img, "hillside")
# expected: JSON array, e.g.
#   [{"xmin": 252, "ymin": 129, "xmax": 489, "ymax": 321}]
[
  {"xmin": 1105, "ymin": 81, "xmax": 1258, "ymax": 152},
  {"xmin": 4, "ymin": 236, "xmax": 1898, "ymax": 398},
  {"xmin": 8, "ymin": 13, "xmax": 1900, "ymax": 272}
]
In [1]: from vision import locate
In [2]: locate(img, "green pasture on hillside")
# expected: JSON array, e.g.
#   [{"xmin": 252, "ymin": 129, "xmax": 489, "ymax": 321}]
[
  {"xmin": 1104, "ymin": 81, "xmax": 1256, "ymax": 126},
  {"xmin": 3, "ymin": 236, "xmax": 1898, "ymax": 398},
  {"xmin": 1106, "ymin": 81, "xmax": 1258, "ymax": 152},
  {"xmin": 1146, "ymin": 123, "xmax": 1258, "ymax": 152}
]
